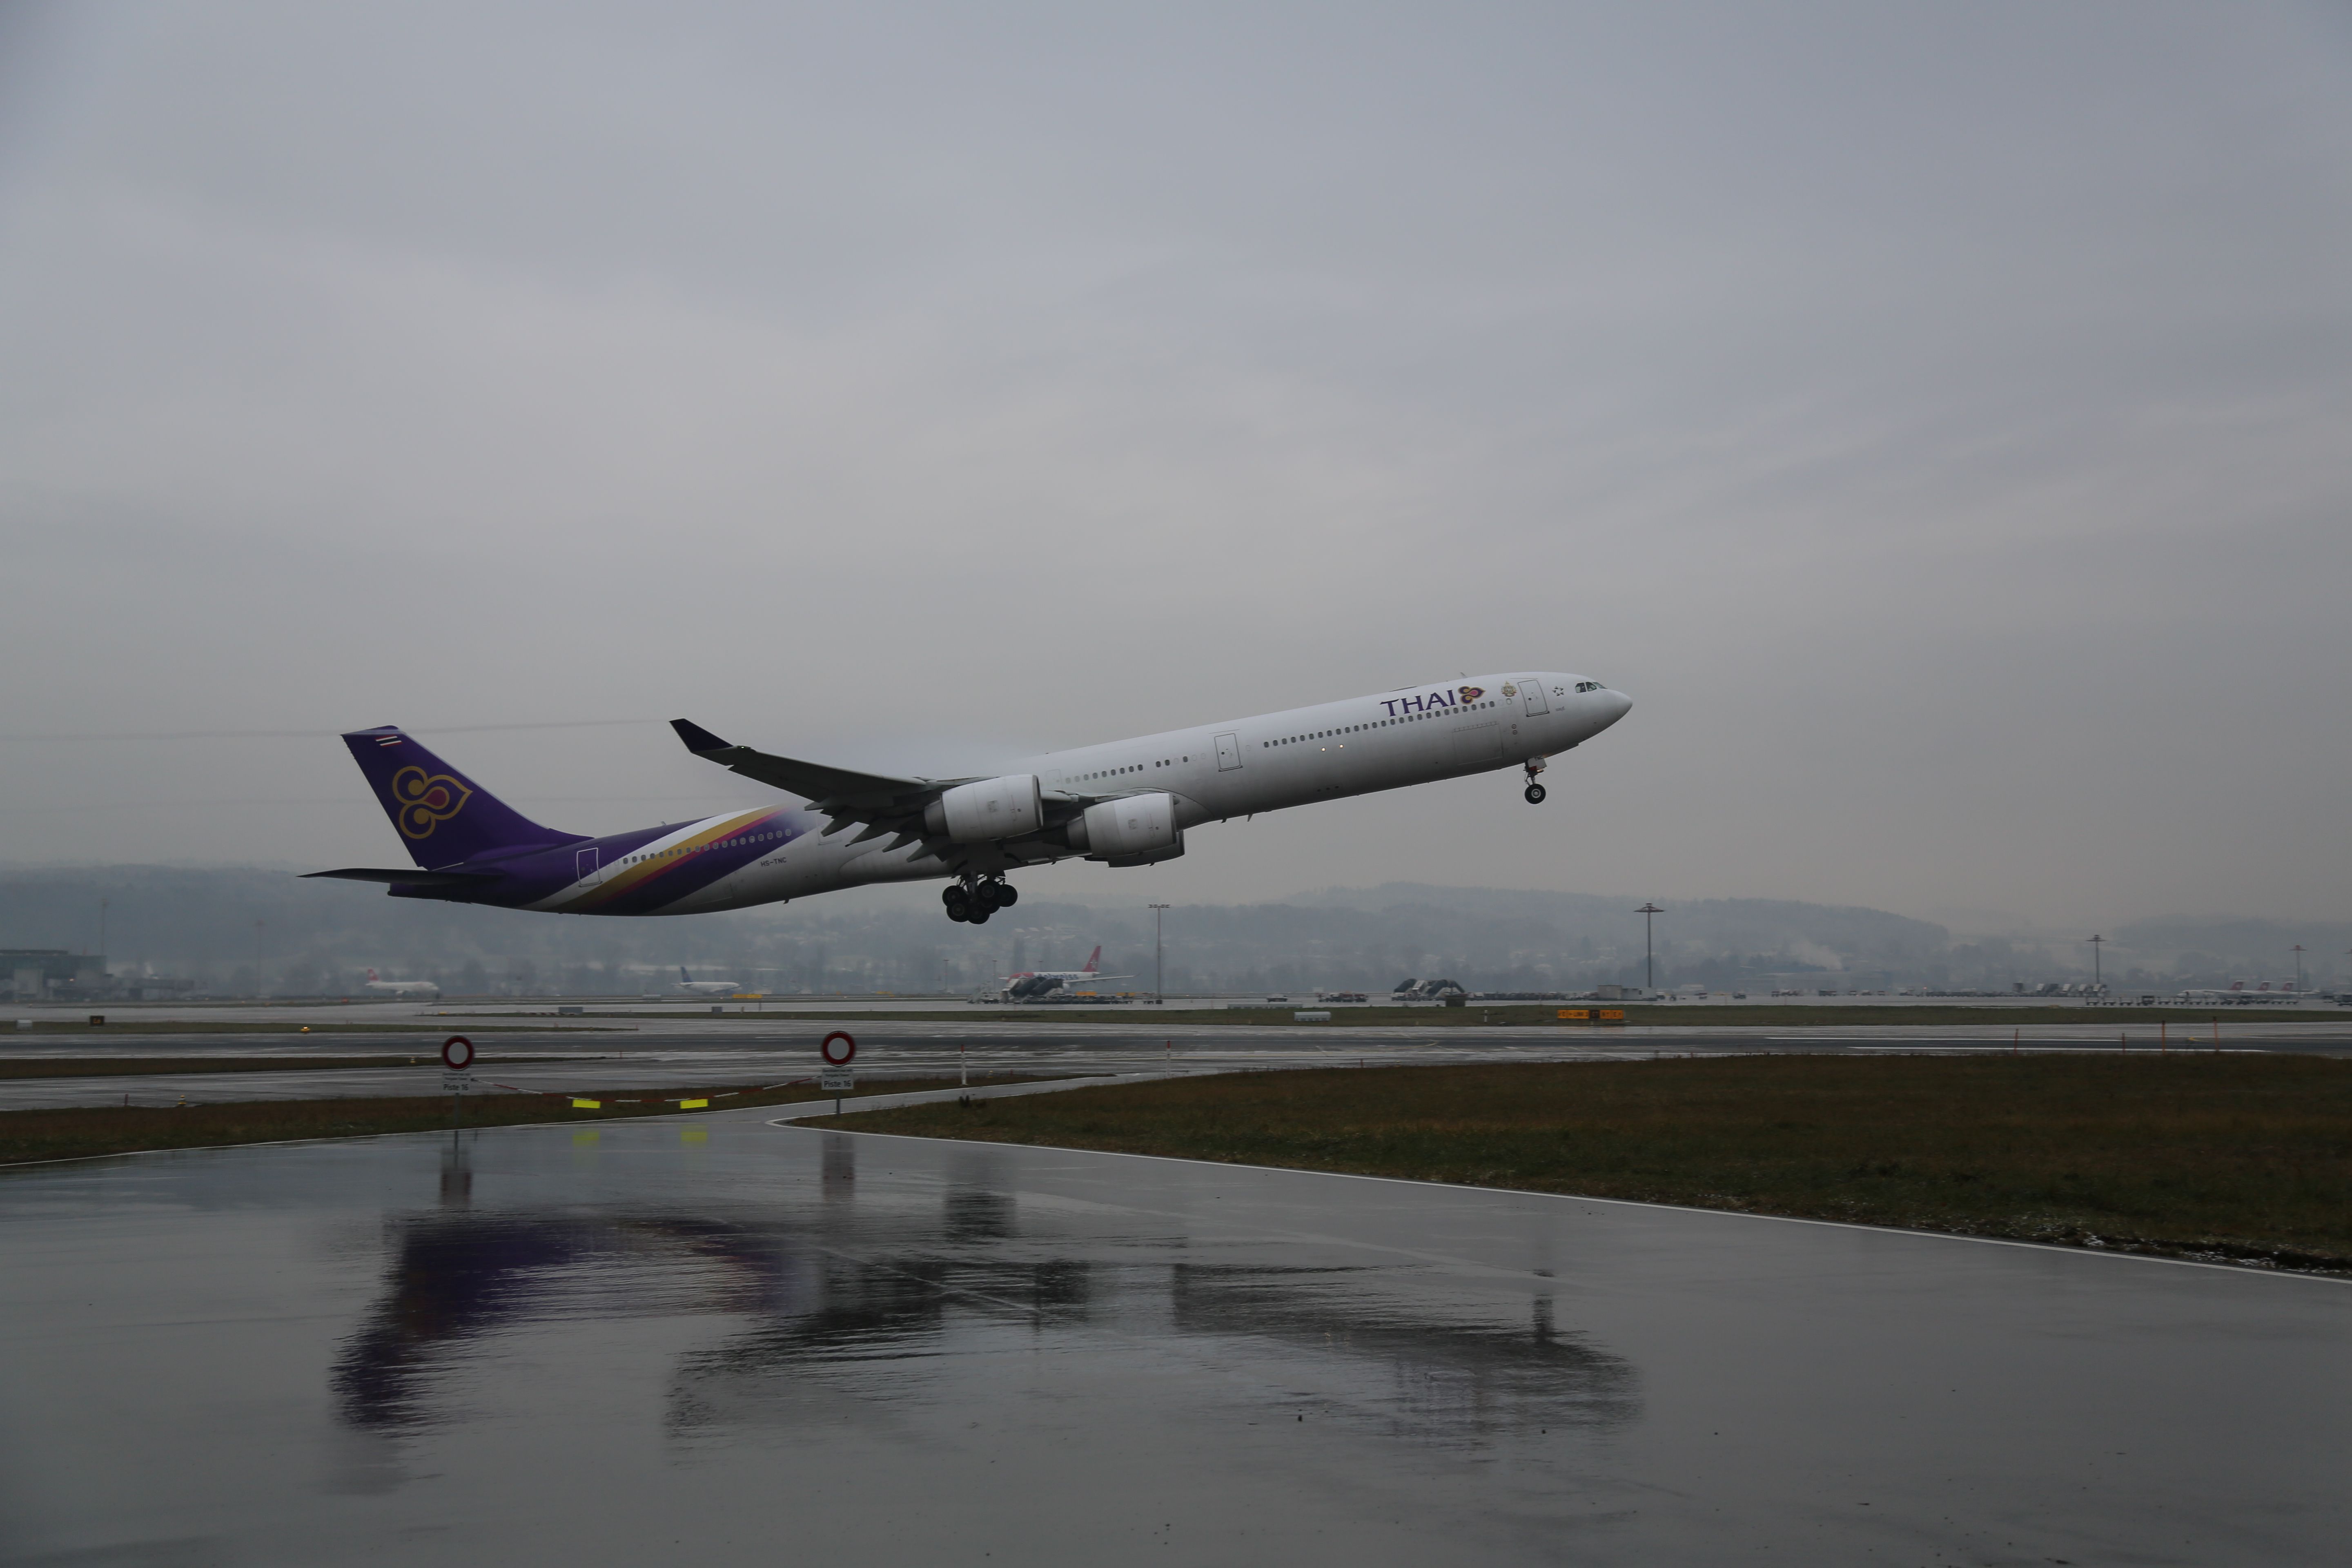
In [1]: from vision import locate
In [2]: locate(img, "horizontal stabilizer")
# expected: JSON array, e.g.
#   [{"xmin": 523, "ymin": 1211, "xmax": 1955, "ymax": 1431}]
[
  {"xmin": 670, "ymin": 718, "xmax": 968, "ymax": 811},
  {"xmin": 302, "ymin": 867, "xmax": 500, "ymax": 888}
]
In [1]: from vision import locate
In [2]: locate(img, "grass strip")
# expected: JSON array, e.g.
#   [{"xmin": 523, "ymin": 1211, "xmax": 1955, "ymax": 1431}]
[
  {"xmin": 826, "ymin": 1056, "xmax": 2352, "ymax": 1273},
  {"xmin": 0, "ymin": 1074, "xmax": 1062, "ymax": 1166}
]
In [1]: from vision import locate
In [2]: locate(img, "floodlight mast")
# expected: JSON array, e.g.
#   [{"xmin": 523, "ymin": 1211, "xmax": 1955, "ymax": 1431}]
[
  {"xmin": 1635, "ymin": 903, "xmax": 1663, "ymax": 995},
  {"xmin": 1149, "ymin": 903, "xmax": 1171, "ymax": 1005},
  {"xmin": 2088, "ymin": 933, "xmax": 2105, "ymax": 990}
]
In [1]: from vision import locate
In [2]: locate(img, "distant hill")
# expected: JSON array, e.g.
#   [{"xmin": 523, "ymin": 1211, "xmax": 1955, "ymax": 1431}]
[
  {"xmin": 1294, "ymin": 883, "xmax": 1951, "ymax": 971},
  {"xmin": 2110, "ymin": 916, "xmax": 2352, "ymax": 987},
  {"xmin": 0, "ymin": 867, "xmax": 2336, "ymax": 998}
]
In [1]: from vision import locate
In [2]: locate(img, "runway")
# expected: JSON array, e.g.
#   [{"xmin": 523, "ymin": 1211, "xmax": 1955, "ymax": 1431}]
[
  {"xmin": 6, "ymin": 1011, "xmax": 2350, "ymax": 1108},
  {"xmin": 0, "ymin": 1101, "xmax": 2342, "ymax": 1564}
]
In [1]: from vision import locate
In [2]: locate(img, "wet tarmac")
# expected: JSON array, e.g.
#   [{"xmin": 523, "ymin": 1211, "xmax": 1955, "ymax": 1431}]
[{"xmin": 0, "ymin": 1108, "xmax": 2344, "ymax": 1565}]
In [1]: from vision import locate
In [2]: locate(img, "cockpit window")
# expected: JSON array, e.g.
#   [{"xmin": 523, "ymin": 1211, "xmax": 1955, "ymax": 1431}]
[{"xmin": 1574, "ymin": 680, "xmax": 1603, "ymax": 693}]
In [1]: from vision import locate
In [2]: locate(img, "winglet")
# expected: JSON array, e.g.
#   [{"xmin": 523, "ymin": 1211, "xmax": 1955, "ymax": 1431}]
[{"xmin": 670, "ymin": 718, "xmax": 732, "ymax": 754}]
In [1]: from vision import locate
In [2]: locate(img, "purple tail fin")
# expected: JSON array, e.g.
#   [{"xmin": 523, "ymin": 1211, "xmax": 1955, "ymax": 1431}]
[{"xmin": 339, "ymin": 726, "xmax": 582, "ymax": 868}]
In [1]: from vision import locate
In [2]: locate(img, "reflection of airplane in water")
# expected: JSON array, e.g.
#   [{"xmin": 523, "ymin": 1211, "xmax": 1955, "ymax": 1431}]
[
  {"xmin": 333, "ymin": 1138, "xmax": 1637, "ymax": 1445},
  {"xmin": 2179, "ymin": 981, "xmax": 2306, "ymax": 1004},
  {"xmin": 363, "ymin": 968, "xmax": 440, "ymax": 998},
  {"xmin": 1001, "ymin": 946, "xmax": 1128, "ymax": 1000}
]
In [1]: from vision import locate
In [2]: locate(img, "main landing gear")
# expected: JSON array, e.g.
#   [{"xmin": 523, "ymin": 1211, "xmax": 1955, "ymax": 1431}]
[
  {"xmin": 943, "ymin": 876, "xmax": 1018, "ymax": 924},
  {"xmin": 1522, "ymin": 757, "xmax": 1548, "ymax": 806}
]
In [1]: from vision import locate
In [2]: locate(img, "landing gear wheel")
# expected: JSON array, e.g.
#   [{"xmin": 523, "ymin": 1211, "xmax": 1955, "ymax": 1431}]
[
  {"xmin": 943, "ymin": 889, "xmax": 971, "ymax": 922},
  {"xmin": 967, "ymin": 906, "xmax": 991, "ymax": 925},
  {"xmin": 994, "ymin": 882, "xmax": 1018, "ymax": 908},
  {"xmin": 1523, "ymin": 782, "xmax": 1547, "ymax": 804}
]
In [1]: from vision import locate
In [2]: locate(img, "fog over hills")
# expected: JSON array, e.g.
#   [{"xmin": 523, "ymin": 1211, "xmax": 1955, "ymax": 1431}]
[{"xmin": 2, "ymin": 868, "xmax": 2339, "ymax": 999}]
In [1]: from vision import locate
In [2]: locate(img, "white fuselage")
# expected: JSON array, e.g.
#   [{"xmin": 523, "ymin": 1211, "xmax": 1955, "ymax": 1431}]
[{"xmin": 542, "ymin": 671, "xmax": 1629, "ymax": 915}]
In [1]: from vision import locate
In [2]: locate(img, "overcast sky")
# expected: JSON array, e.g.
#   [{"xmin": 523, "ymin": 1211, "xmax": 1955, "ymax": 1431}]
[{"xmin": 1, "ymin": 2, "xmax": 2346, "ymax": 931}]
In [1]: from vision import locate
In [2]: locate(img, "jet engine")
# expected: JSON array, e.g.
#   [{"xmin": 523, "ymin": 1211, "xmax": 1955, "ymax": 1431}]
[
  {"xmin": 924, "ymin": 775, "xmax": 1044, "ymax": 842},
  {"xmin": 1063, "ymin": 793, "xmax": 1184, "ymax": 866}
]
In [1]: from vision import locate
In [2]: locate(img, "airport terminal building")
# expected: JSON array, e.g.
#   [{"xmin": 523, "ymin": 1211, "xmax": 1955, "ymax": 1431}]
[{"xmin": 4, "ymin": 949, "xmax": 105, "ymax": 1001}]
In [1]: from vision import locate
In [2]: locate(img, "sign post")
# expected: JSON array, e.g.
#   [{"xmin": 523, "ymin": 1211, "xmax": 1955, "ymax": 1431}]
[
  {"xmin": 828, "ymin": 1029, "xmax": 865, "ymax": 1114},
  {"xmin": 819, "ymin": 1031, "xmax": 856, "ymax": 1115},
  {"xmin": 441, "ymin": 1035, "xmax": 474, "ymax": 1129}
]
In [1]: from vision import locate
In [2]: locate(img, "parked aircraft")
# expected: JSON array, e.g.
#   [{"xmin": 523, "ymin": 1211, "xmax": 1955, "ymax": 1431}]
[
  {"xmin": 363, "ymin": 968, "xmax": 440, "ymax": 998},
  {"xmin": 673, "ymin": 966, "xmax": 739, "ymax": 997},
  {"xmin": 1002, "ymin": 946, "xmax": 1128, "ymax": 999},
  {"xmin": 307, "ymin": 671, "xmax": 1632, "ymax": 925},
  {"xmin": 2178, "ymin": 980, "xmax": 2305, "ymax": 1004}
]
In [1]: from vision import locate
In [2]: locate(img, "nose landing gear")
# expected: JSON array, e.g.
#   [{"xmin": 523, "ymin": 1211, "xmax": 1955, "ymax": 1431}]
[
  {"xmin": 1522, "ymin": 757, "xmax": 1548, "ymax": 805},
  {"xmin": 943, "ymin": 875, "xmax": 1018, "ymax": 923}
]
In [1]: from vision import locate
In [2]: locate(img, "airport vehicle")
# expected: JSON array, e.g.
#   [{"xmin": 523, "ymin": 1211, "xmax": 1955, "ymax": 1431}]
[
  {"xmin": 362, "ymin": 968, "xmax": 440, "ymax": 998},
  {"xmin": 307, "ymin": 671, "xmax": 1632, "ymax": 924},
  {"xmin": 1002, "ymin": 946, "xmax": 1128, "ymax": 1000},
  {"xmin": 673, "ymin": 966, "xmax": 739, "ymax": 997}
]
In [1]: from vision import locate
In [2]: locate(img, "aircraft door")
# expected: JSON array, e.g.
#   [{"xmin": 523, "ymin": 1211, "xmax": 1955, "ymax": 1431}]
[
  {"xmin": 1214, "ymin": 732, "xmax": 1242, "ymax": 771},
  {"xmin": 575, "ymin": 847, "xmax": 604, "ymax": 886},
  {"xmin": 1517, "ymin": 678, "xmax": 1548, "ymax": 717}
]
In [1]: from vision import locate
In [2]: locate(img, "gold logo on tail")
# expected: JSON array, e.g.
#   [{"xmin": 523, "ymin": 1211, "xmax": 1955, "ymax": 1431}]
[{"xmin": 392, "ymin": 766, "xmax": 473, "ymax": 839}]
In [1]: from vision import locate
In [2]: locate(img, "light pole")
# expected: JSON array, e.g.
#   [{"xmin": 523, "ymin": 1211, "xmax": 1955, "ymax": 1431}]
[
  {"xmin": 1149, "ymin": 904, "xmax": 1170, "ymax": 1005},
  {"xmin": 2087, "ymin": 933, "xmax": 2104, "ymax": 991},
  {"xmin": 1635, "ymin": 904, "xmax": 1663, "ymax": 996},
  {"xmin": 2291, "ymin": 944, "xmax": 2305, "ymax": 993}
]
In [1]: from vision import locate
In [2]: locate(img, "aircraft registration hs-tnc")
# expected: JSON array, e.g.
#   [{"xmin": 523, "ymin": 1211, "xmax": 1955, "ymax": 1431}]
[{"xmin": 309, "ymin": 672, "xmax": 1633, "ymax": 925}]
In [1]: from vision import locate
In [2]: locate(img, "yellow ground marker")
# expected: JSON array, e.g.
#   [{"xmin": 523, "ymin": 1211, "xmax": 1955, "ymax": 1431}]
[
  {"xmin": 679, "ymin": 1098, "xmax": 709, "ymax": 1109},
  {"xmin": 572, "ymin": 1098, "xmax": 601, "ymax": 1109}
]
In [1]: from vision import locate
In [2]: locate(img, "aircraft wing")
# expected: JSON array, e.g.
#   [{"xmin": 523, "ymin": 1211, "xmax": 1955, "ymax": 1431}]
[
  {"xmin": 304, "ymin": 868, "xmax": 500, "ymax": 889},
  {"xmin": 670, "ymin": 720, "xmax": 974, "ymax": 813}
]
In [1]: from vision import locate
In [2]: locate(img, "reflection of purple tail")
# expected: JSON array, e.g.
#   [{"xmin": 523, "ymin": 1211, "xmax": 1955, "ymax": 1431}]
[{"xmin": 339, "ymin": 726, "xmax": 583, "ymax": 869}]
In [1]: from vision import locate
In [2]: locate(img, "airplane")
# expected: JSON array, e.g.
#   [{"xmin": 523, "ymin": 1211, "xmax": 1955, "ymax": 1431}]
[
  {"xmin": 363, "ymin": 968, "xmax": 441, "ymax": 998},
  {"xmin": 305, "ymin": 670, "xmax": 1633, "ymax": 925},
  {"xmin": 1002, "ymin": 945, "xmax": 1130, "ymax": 999},
  {"xmin": 2178, "ymin": 980, "xmax": 2305, "ymax": 1004},
  {"xmin": 673, "ymin": 965, "xmax": 739, "ymax": 997}
]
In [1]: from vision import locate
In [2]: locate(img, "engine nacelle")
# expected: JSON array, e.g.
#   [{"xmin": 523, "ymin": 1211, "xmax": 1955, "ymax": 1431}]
[
  {"xmin": 924, "ymin": 775, "xmax": 1044, "ymax": 843},
  {"xmin": 1063, "ymin": 792, "xmax": 1184, "ymax": 865}
]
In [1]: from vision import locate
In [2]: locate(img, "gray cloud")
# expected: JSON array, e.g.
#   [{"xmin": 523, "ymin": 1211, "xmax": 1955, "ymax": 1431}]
[{"xmin": 2, "ymin": 2, "xmax": 2347, "ymax": 929}]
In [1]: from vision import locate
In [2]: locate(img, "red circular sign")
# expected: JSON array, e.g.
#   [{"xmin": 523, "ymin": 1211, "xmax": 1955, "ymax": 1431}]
[
  {"xmin": 820, "ymin": 1031, "xmax": 856, "ymax": 1066},
  {"xmin": 441, "ymin": 1035, "xmax": 476, "ymax": 1071}
]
